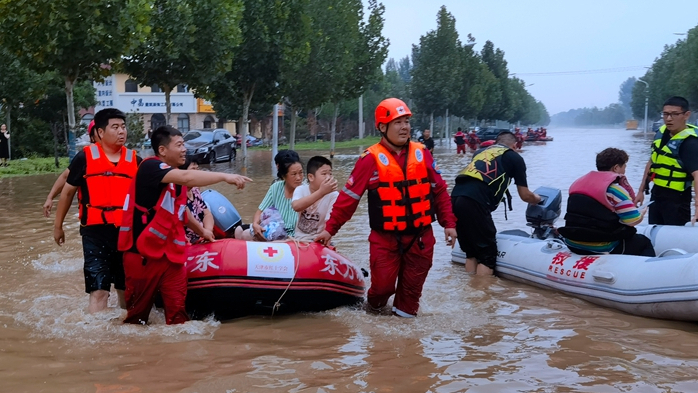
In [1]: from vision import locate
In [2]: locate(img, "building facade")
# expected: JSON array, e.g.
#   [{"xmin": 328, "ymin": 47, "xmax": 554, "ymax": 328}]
[{"xmin": 93, "ymin": 74, "xmax": 225, "ymax": 135}]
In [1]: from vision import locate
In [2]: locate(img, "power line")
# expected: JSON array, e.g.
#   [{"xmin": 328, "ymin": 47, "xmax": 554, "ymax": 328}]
[{"xmin": 513, "ymin": 66, "xmax": 649, "ymax": 77}]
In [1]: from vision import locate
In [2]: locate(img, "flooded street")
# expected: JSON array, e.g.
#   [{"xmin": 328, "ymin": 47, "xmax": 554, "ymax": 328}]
[{"xmin": 2, "ymin": 128, "xmax": 698, "ymax": 392}]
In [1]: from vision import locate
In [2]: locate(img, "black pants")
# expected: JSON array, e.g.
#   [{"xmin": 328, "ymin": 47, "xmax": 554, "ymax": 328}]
[
  {"xmin": 568, "ymin": 234, "xmax": 656, "ymax": 257},
  {"xmin": 452, "ymin": 195, "xmax": 497, "ymax": 269},
  {"xmin": 648, "ymin": 197, "xmax": 690, "ymax": 226}
]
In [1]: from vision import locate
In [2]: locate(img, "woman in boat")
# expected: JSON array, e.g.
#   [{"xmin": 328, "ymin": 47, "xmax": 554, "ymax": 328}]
[
  {"xmin": 235, "ymin": 150, "xmax": 303, "ymax": 241},
  {"xmin": 558, "ymin": 148, "xmax": 655, "ymax": 256}
]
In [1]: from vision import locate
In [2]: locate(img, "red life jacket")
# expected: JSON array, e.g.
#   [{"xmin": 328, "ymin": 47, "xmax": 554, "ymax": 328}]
[
  {"xmin": 118, "ymin": 158, "xmax": 188, "ymax": 264},
  {"xmin": 366, "ymin": 141, "xmax": 435, "ymax": 233},
  {"xmin": 81, "ymin": 144, "xmax": 138, "ymax": 226},
  {"xmin": 568, "ymin": 171, "xmax": 635, "ymax": 211}
]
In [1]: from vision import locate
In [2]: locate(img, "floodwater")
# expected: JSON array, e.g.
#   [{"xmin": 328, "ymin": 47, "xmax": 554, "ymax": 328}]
[{"xmin": 2, "ymin": 128, "xmax": 698, "ymax": 393}]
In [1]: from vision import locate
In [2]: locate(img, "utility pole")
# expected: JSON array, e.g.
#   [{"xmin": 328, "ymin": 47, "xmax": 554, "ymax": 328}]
[
  {"xmin": 358, "ymin": 94, "xmax": 364, "ymax": 139},
  {"xmin": 445, "ymin": 109, "xmax": 450, "ymax": 148},
  {"xmin": 637, "ymin": 79, "xmax": 649, "ymax": 136}
]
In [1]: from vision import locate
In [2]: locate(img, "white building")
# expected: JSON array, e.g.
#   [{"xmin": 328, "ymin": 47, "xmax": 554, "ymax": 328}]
[{"xmin": 93, "ymin": 74, "xmax": 227, "ymax": 135}]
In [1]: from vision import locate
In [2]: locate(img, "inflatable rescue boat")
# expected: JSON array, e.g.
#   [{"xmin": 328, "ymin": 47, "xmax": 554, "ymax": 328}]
[
  {"xmin": 452, "ymin": 187, "xmax": 698, "ymax": 321},
  {"xmin": 185, "ymin": 190, "xmax": 366, "ymax": 320}
]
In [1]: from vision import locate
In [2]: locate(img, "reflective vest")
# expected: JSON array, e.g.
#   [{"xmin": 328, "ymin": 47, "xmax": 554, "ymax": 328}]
[
  {"xmin": 81, "ymin": 144, "xmax": 138, "ymax": 226},
  {"xmin": 366, "ymin": 142, "xmax": 435, "ymax": 233},
  {"xmin": 558, "ymin": 171, "xmax": 637, "ymax": 243},
  {"xmin": 118, "ymin": 158, "xmax": 188, "ymax": 264},
  {"xmin": 458, "ymin": 145, "xmax": 511, "ymax": 208},
  {"xmin": 650, "ymin": 125, "xmax": 698, "ymax": 192}
]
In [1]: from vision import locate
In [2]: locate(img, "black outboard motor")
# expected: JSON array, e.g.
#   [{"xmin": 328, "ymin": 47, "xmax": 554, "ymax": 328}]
[{"xmin": 525, "ymin": 186, "xmax": 562, "ymax": 239}]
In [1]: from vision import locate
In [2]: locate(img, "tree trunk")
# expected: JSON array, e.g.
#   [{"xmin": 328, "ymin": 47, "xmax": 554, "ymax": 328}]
[
  {"xmin": 64, "ymin": 77, "xmax": 76, "ymax": 158},
  {"xmin": 289, "ymin": 104, "xmax": 297, "ymax": 150},
  {"xmin": 52, "ymin": 122, "xmax": 60, "ymax": 168},
  {"xmin": 241, "ymin": 88, "xmax": 254, "ymax": 169},
  {"xmin": 430, "ymin": 112, "xmax": 435, "ymax": 145},
  {"xmin": 445, "ymin": 109, "xmax": 450, "ymax": 148},
  {"xmin": 6, "ymin": 106, "xmax": 11, "ymax": 160},
  {"xmin": 330, "ymin": 104, "xmax": 339, "ymax": 158},
  {"xmin": 63, "ymin": 113, "xmax": 70, "ymax": 153},
  {"xmin": 165, "ymin": 87, "xmax": 172, "ymax": 125}
]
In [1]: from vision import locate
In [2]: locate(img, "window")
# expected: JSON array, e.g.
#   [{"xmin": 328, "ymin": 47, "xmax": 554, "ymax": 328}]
[
  {"xmin": 151, "ymin": 84, "xmax": 162, "ymax": 93},
  {"xmin": 151, "ymin": 114, "xmax": 166, "ymax": 131},
  {"xmin": 203, "ymin": 115, "xmax": 215, "ymax": 129},
  {"xmin": 125, "ymin": 79, "xmax": 138, "ymax": 93},
  {"xmin": 223, "ymin": 132, "xmax": 232, "ymax": 140},
  {"xmin": 177, "ymin": 114, "xmax": 190, "ymax": 133},
  {"xmin": 176, "ymin": 84, "xmax": 187, "ymax": 93}
]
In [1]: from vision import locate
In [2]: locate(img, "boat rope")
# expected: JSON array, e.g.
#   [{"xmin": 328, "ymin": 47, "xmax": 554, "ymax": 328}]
[{"xmin": 271, "ymin": 238, "xmax": 310, "ymax": 318}]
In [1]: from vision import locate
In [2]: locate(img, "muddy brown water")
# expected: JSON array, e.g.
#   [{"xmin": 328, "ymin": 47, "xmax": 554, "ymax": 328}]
[{"xmin": 1, "ymin": 128, "xmax": 698, "ymax": 392}]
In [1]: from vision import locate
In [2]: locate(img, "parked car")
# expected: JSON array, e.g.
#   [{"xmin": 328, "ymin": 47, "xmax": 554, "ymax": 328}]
[
  {"xmin": 184, "ymin": 128, "xmax": 236, "ymax": 164},
  {"xmin": 235, "ymin": 134, "xmax": 264, "ymax": 148},
  {"xmin": 477, "ymin": 128, "xmax": 509, "ymax": 142},
  {"xmin": 652, "ymin": 120, "xmax": 664, "ymax": 133}
]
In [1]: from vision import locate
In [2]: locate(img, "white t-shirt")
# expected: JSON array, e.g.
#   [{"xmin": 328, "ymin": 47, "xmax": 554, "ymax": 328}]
[{"xmin": 292, "ymin": 184, "xmax": 339, "ymax": 242}]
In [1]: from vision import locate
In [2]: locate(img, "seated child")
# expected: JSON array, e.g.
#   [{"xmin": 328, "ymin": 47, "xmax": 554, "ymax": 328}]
[{"xmin": 291, "ymin": 156, "xmax": 339, "ymax": 242}]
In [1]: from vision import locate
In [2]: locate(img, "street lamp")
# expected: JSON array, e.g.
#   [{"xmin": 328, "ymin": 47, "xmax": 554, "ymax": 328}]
[{"xmin": 637, "ymin": 79, "xmax": 649, "ymax": 136}]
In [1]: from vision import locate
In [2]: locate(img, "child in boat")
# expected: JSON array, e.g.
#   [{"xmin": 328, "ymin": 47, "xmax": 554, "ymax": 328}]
[
  {"xmin": 291, "ymin": 156, "xmax": 339, "ymax": 242},
  {"xmin": 180, "ymin": 156, "xmax": 215, "ymax": 244},
  {"xmin": 235, "ymin": 150, "xmax": 303, "ymax": 241}
]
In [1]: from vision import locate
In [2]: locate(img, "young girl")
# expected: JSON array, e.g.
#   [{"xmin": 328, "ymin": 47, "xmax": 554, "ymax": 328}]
[
  {"xmin": 180, "ymin": 157, "xmax": 215, "ymax": 243},
  {"xmin": 235, "ymin": 150, "xmax": 303, "ymax": 241}
]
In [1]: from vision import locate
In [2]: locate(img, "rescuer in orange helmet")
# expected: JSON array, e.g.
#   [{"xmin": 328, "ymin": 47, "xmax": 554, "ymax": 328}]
[{"xmin": 315, "ymin": 98, "xmax": 457, "ymax": 318}]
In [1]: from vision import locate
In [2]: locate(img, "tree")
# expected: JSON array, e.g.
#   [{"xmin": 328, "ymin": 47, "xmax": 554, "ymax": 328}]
[
  {"xmin": 208, "ymin": 0, "xmax": 308, "ymax": 168},
  {"xmin": 122, "ymin": 0, "xmax": 243, "ymax": 124},
  {"xmin": 618, "ymin": 77, "xmax": 636, "ymax": 117},
  {"xmin": 327, "ymin": 0, "xmax": 388, "ymax": 156},
  {"xmin": 452, "ymin": 37, "xmax": 487, "ymax": 120},
  {"xmin": 0, "ymin": 46, "xmax": 48, "ymax": 156},
  {"xmin": 480, "ymin": 40, "xmax": 514, "ymax": 121},
  {"xmin": 0, "ymin": 0, "xmax": 149, "ymax": 156},
  {"xmin": 411, "ymin": 6, "xmax": 462, "ymax": 118},
  {"xmin": 18, "ymin": 74, "xmax": 95, "ymax": 163},
  {"xmin": 280, "ymin": 0, "xmax": 352, "ymax": 149}
]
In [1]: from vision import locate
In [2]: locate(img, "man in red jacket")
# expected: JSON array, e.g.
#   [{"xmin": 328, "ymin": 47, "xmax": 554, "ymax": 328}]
[{"xmin": 315, "ymin": 98, "xmax": 457, "ymax": 318}]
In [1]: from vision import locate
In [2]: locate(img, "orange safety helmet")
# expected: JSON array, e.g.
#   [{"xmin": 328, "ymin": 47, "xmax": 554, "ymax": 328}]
[{"xmin": 375, "ymin": 98, "xmax": 412, "ymax": 130}]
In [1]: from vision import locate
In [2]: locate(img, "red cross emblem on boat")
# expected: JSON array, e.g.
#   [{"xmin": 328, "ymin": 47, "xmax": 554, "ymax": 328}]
[
  {"xmin": 572, "ymin": 256, "xmax": 598, "ymax": 271},
  {"xmin": 263, "ymin": 247, "xmax": 278, "ymax": 258}
]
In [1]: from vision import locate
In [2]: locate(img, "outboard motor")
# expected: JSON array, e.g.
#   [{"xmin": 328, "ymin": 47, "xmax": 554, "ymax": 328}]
[
  {"xmin": 201, "ymin": 189, "xmax": 242, "ymax": 238},
  {"xmin": 525, "ymin": 186, "xmax": 561, "ymax": 239}
]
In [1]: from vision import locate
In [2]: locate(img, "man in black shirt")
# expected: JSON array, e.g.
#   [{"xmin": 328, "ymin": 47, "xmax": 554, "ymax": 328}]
[
  {"xmin": 417, "ymin": 129, "xmax": 434, "ymax": 153},
  {"xmin": 451, "ymin": 132, "xmax": 541, "ymax": 276},
  {"xmin": 635, "ymin": 96, "xmax": 698, "ymax": 225},
  {"xmin": 54, "ymin": 109, "xmax": 141, "ymax": 313},
  {"xmin": 119, "ymin": 125, "xmax": 251, "ymax": 325}
]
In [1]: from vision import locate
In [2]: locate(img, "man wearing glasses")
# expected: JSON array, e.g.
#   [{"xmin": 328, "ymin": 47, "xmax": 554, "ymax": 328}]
[{"xmin": 636, "ymin": 96, "xmax": 698, "ymax": 225}]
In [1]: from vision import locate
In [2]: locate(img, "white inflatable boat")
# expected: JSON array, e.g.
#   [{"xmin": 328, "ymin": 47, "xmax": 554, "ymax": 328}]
[{"xmin": 451, "ymin": 187, "xmax": 698, "ymax": 321}]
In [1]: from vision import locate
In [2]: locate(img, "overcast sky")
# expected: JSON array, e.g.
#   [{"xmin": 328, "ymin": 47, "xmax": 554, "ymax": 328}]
[{"xmin": 376, "ymin": 0, "xmax": 698, "ymax": 115}]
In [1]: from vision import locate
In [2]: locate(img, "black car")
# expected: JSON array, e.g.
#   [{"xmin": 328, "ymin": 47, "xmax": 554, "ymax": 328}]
[
  {"xmin": 477, "ymin": 128, "xmax": 508, "ymax": 141},
  {"xmin": 184, "ymin": 128, "xmax": 236, "ymax": 164}
]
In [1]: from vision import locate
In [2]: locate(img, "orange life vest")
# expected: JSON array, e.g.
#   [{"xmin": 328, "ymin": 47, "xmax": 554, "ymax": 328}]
[
  {"xmin": 366, "ymin": 141, "xmax": 435, "ymax": 233},
  {"xmin": 81, "ymin": 144, "xmax": 138, "ymax": 226},
  {"xmin": 118, "ymin": 158, "xmax": 188, "ymax": 264}
]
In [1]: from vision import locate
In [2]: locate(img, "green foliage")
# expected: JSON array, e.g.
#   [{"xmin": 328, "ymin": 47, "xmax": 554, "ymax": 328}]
[
  {"xmin": 0, "ymin": 157, "xmax": 70, "ymax": 178},
  {"xmin": 618, "ymin": 77, "xmax": 636, "ymax": 117},
  {"xmin": 411, "ymin": 6, "xmax": 461, "ymax": 115},
  {"xmin": 122, "ymin": 0, "xmax": 242, "ymax": 121},
  {"xmin": 125, "ymin": 112, "xmax": 145, "ymax": 149},
  {"xmin": 630, "ymin": 26, "xmax": 698, "ymax": 119},
  {"xmin": 0, "ymin": 0, "xmax": 150, "ymax": 141}
]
